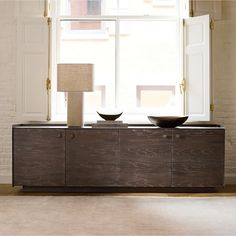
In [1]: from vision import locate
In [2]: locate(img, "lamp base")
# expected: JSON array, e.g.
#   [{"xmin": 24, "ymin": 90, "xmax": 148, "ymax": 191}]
[{"xmin": 67, "ymin": 92, "xmax": 83, "ymax": 127}]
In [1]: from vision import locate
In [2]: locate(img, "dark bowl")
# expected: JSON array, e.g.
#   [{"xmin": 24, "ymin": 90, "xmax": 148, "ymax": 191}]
[
  {"xmin": 97, "ymin": 111, "xmax": 123, "ymax": 121},
  {"xmin": 148, "ymin": 116, "xmax": 188, "ymax": 128}
]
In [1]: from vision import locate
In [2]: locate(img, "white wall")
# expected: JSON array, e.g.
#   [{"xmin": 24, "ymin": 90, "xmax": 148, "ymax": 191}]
[
  {"xmin": 213, "ymin": 0, "xmax": 236, "ymax": 184},
  {"xmin": 0, "ymin": 0, "xmax": 17, "ymax": 183}
]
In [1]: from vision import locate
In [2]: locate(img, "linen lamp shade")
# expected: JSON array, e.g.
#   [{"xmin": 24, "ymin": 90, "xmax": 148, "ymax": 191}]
[
  {"xmin": 57, "ymin": 64, "xmax": 94, "ymax": 92},
  {"xmin": 57, "ymin": 63, "xmax": 94, "ymax": 127}
]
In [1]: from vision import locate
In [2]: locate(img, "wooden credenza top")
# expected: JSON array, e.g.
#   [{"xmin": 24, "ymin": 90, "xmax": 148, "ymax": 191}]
[{"xmin": 13, "ymin": 123, "xmax": 224, "ymax": 130}]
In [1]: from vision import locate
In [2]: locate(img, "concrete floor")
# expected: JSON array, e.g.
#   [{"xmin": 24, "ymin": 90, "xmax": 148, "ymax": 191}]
[{"xmin": 0, "ymin": 185, "xmax": 236, "ymax": 236}]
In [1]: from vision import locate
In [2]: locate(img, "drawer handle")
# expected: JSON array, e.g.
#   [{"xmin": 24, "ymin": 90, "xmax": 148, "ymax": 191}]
[
  {"xmin": 175, "ymin": 134, "xmax": 181, "ymax": 139},
  {"xmin": 70, "ymin": 133, "xmax": 75, "ymax": 139},
  {"xmin": 57, "ymin": 133, "xmax": 63, "ymax": 138},
  {"xmin": 162, "ymin": 134, "xmax": 168, "ymax": 139}
]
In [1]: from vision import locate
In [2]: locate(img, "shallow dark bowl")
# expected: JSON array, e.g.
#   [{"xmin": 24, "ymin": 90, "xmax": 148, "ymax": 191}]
[
  {"xmin": 148, "ymin": 116, "xmax": 188, "ymax": 128},
  {"xmin": 97, "ymin": 111, "xmax": 123, "ymax": 121}
]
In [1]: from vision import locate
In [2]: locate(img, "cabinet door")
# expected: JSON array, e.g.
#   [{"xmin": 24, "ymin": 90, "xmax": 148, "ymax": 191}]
[
  {"xmin": 172, "ymin": 129, "xmax": 225, "ymax": 187},
  {"xmin": 13, "ymin": 128, "xmax": 65, "ymax": 186},
  {"xmin": 66, "ymin": 130, "xmax": 119, "ymax": 186},
  {"xmin": 119, "ymin": 129, "xmax": 172, "ymax": 187}
]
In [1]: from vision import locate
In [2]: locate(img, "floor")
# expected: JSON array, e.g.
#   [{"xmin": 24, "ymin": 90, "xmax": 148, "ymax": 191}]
[
  {"xmin": 1, "ymin": 185, "xmax": 236, "ymax": 236},
  {"xmin": 1, "ymin": 184, "xmax": 236, "ymax": 197}
]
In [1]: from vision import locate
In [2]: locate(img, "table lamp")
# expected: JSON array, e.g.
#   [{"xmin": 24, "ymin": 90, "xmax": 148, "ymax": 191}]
[{"xmin": 57, "ymin": 63, "xmax": 94, "ymax": 127}]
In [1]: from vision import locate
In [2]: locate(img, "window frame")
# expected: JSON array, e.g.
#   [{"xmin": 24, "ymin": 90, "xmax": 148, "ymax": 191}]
[{"xmin": 51, "ymin": 0, "xmax": 183, "ymax": 123}]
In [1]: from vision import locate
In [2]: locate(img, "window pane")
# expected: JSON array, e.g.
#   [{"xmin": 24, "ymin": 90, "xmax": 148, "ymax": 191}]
[
  {"xmin": 115, "ymin": 0, "xmax": 178, "ymax": 16},
  {"xmin": 60, "ymin": 0, "xmax": 178, "ymax": 16},
  {"xmin": 57, "ymin": 20, "xmax": 116, "ymax": 120},
  {"xmin": 141, "ymin": 91, "xmax": 174, "ymax": 108},
  {"xmin": 60, "ymin": 0, "xmax": 101, "ymax": 16},
  {"xmin": 119, "ymin": 20, "xmax": 179, "ymax": 120}
]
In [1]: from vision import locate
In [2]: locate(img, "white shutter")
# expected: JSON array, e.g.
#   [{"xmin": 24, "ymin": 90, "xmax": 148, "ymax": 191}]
[
  {"xmin": 16, "ymin": 0, "xmax": 49, "ymax": 121},
  {"xmin": 184, "ymin": 15, "xmax": 210, "ymax": 121}
]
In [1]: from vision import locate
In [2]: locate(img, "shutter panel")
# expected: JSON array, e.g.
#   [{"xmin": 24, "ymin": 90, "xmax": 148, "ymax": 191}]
[
  {"xmin": 17, "ymin": 0, "xmax": 49, "ymax": 121},
  {"xmin": 184, "ymin": 15, "xmax": 210, "ymax": 121}
]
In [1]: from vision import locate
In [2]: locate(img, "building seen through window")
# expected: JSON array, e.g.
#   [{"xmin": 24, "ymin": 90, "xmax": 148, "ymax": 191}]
[{"xmin": 54, "ymin": 0, "xmax": 179, "ymax": 122}]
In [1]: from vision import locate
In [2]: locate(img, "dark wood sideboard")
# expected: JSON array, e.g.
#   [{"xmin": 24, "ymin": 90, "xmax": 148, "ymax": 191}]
[{"xmin": 12, "ymin": 124, "xmax": 225, "ymax": 191}]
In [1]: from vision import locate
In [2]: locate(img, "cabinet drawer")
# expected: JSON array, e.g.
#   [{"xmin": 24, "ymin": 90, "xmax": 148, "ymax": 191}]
[
  {"xmin": 66, "ymin": 130, "xmax": 119, "ymax": 186},
  {"xmin": 172, "ymin": 129, "xmax": 225, "ymax": 187},
  {"xmin": 13, "ymin": 128, "xmax": 65, "ymax": 186},
  {"xmin": 119, "ymin": 129, "xmax": 172, "ymax": 187}
]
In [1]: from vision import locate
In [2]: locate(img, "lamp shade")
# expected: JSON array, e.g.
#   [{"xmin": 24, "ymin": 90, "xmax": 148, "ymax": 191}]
[{"xmin": 57, "ymin": 63, "xmax": 94, "ymax": 92}]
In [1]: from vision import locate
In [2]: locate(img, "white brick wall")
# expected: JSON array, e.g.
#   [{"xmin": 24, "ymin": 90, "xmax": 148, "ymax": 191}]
[
  {"xmin": 1, "ymin": 0, "xmax": 236, "ymax": 184},
  {"xmin": 213, "ymin": 0, "xmax": 236, "ymax": 184},
  {"xmin": 0, "ymin": 0, "xmax": 17, "ymax": 183}
]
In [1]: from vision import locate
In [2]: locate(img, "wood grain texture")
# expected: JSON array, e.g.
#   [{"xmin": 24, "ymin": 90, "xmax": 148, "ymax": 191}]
[
  {"xmin": 13, "ymin": 128, "xmax": 65, "ymax": 186},
  {"xmin": 172, "ymin": 129, "xmax": 225, "ymax": 187},
  {"xmin": 12, "ymin": 126, "xmax": 225, "ymax": 189},
  {"xmin": 173, "ymin": 129, "xmax": 225, "ymax": 162},
  {"xmin": 66, "ymin": 129, "xmax": 119, "ymax": 186},
  {"xmin": 119, "ymin": 129, "xmax": 172, "ymax": 187},
  {"xmin": 172, "ymin": 162, "xmax": 224, "ymax": 187}
]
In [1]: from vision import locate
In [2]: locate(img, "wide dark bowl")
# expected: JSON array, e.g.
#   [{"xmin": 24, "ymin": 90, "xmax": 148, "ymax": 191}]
[
  {"xmin": 97, "ymin": 111, "xmax": 123, "ymax": 121},
  {"xmin": 148, "ymin": 116, "xmax": 188, "ymax": 128}
]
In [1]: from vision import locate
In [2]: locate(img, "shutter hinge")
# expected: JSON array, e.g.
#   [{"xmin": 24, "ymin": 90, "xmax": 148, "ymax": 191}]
[
  {"xmin": 46, "ymin": 78, "xmax": 51, "ymax": 91},
  {"xmin": 47, "ymin": 17, "xmax": 51, "ymax": 25},
  {"xmin": 210, "ymin": 104, "xmax": 214, "ymax": 112},
  {"xmin": 180, "ymin": 78, "xmax": 186, "ymax": 94},
  {"xmin": 190, "ymin": 9, "xmax": 194, "ymax": 17},
  {"xmin": 210, "ymin": 19, "xmax": 214, "ymax": 30},
  {"xmin": 47, "ymin": 114, "xmax": 51, "ymax": 121},
  {"xmin": 44, "ymin": 0, "xmax": 48, "ymax": 17},
  {"xmin": 46, "ymin": 78, "xmax": 51, "ymax": 121}
]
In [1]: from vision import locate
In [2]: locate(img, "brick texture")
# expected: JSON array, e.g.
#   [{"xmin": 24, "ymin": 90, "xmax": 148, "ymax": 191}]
[
  {"xmin": 213, "ymin": 0, "xmax": 236, "ymax": 183},
  {"xmin": 0, "ymin": 1, "xmax": 17, "ymax": 183}
]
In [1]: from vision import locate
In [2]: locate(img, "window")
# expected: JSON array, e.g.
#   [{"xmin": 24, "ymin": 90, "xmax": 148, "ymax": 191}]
[
  {"xmin": 16, "ymin": 0, "xmax": 210, "ymax": 123},
  {"xmin": 51, "ymin": 0, "xmax": 209, "ymax": 123},
  {"xmin": 52, "ymin": 0, "xmax": 180, "ymax": 122}
]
